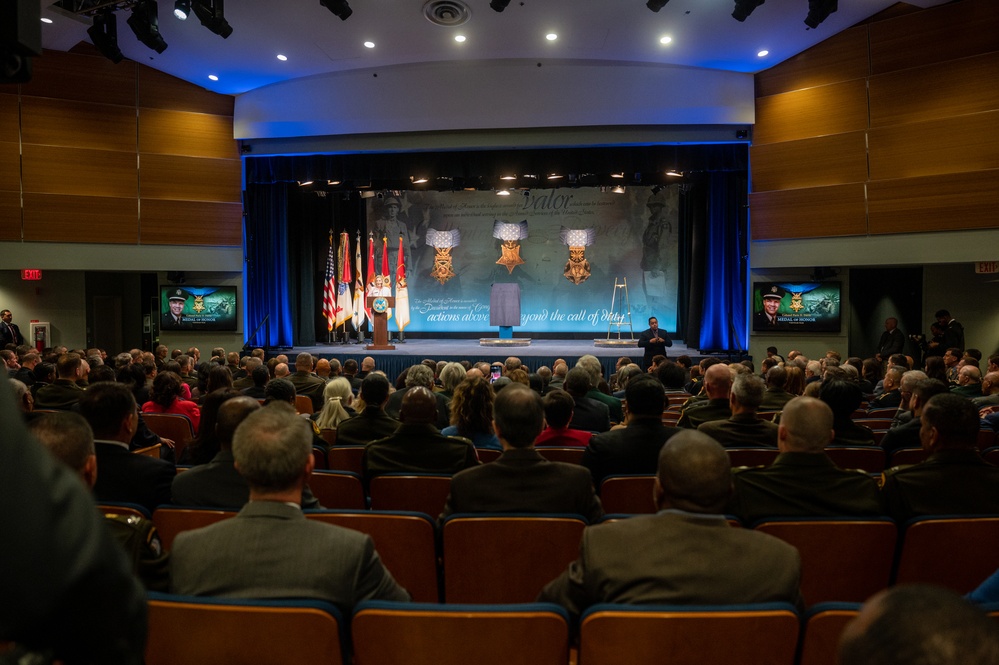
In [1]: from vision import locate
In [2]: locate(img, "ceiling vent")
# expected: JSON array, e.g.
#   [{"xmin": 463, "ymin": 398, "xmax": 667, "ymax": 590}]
[{"xmin": 423, "ymin": 0, "xmax": 471, "ymax": 27}]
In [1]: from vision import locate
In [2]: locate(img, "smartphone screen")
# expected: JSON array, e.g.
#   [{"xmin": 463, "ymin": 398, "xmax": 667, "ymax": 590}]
[{"xmin": 490, "ymin": 366, "xmax": 502, "ymax": 382}]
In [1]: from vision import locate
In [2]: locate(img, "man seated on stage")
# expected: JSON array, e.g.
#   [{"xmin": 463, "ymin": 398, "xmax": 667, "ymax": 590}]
[
  {"xmin": 363, "ymin": 386, "xmax": 478, "ymax": 482},
  {"xmin": 534, "ymin": 389, "xmax": 593, "ymax": 448},
  {"xmin": 336, "ymin": 374, "xmax": 400, "ymax": 446},
  {"xmin": 563, "ymin": 367, "xmax": 611, "ymax": 433},
  {"xmin": 698, "ymin": 374, "xmax": 778, "ymax": 448},
  {"xmin": 582, "ymin": 375, "xmax": 681, "ymax": 489},
  {"xmin": 170, "ymin": 406, "xmax": 409, "ymax": 612},
  {"xmin": 677, "ymin": 363, "xmax": 732, "ymax": 429},
  {"xmin": 540, "ymin": 430, "xmax": 802, "ymax": 624},
  {"xmin": 440, "ymin": 384, "xmax": 603, "ymax": 524},
  {"xmin": 727, "ymin": 397, "xmax": 882, "ymax": 523}
]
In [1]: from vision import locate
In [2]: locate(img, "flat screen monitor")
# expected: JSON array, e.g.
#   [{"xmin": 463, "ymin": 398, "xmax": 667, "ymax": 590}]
[
  {"xmin": 752, "ymin": 282, "xmax": 841, "ymax": 333},
  {"xmin": 160, "ymin": 285, "xmax": 237, "ymax": 332}
]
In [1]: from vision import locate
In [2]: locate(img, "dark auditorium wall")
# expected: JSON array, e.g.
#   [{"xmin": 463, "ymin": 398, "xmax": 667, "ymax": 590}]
[
  {"xmin": 0, "ymin": 46, "xmax": 241, "ymax": 247},
  {"xmin": 750, "ymin": 0, "xmax": 999, "ymax": 241}
]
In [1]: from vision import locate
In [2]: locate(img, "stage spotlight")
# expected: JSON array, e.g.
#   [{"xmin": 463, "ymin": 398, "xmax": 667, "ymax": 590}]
[
  {"xmin": 87, "ymin": 10, "xmax": 124, "ymax": 63},
  {"xmin": 174, "ymin": 0, "xmax": 190, "ymax": 19},
  {"xmin": 731, "ymin": 0, "xmax": 764, "ymax": 22},
  {"xmin": 490, "ymin": 0, "xmax": 511, "ymax": 11},
  {"xmin": 191, "ymin": 0, "xmax": 232, "ymax": 37},
  {"xmin": 647, "ymin": 0, "xmax": 670, "ymax": 11},
  {"xmin": 320, "ymin": 0, "xmax": 353, "ymax": 20},
  {"xmin": 127, "ymin": 1, "xmax": 167, "ymax": 54},
  {"xmin": 804, "ymin": 0, "xmax": 837, "ymax": 28}
]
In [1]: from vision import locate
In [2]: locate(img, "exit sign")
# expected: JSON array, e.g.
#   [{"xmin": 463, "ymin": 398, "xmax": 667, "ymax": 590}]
[
  {"xmin": 976, "ymin": 262, "xmax": 999, "ymax": 274},
  {"xmin": 21, "ymin": 269, "xmax": 42, "ymax": 281}
]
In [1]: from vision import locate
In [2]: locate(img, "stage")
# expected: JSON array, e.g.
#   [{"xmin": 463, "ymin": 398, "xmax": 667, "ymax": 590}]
[{"xmin": 267, "ymin": 337, "xmax": 745, "ymax": 380}]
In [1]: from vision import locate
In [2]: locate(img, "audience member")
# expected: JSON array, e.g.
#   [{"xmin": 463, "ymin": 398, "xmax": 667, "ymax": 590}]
[
  {"xmin": 698, "ymin": 373, "xmax": 778, "ymax": 448},
  {"xmin": 288, "ymin": 352, "xmax": 325, "ymax": 411},
  {"xmin": 441, "ymin": 376, "xmax": 501, "ymax": 450},
  {"xmin": 563, "ymin": 366, "xmax": 611, "ymax": 433},
  {"xmin": 677, "ymin": 363, "xmax": 732, "ymax": 429},
  {"xmin": 880, "ymin": 378, "xmax": 950, "ymax": 455},
  {"xmin": 577, "ymin": 354, "xmax": 623, "ymax": 422},
  {"xmin": 535, "ymin": 389, "xmax": 593, "ymax": 448},
  {"xmin": 314, "ymin": 377, "xmax": 355, "ymax": 430},
  {"xmin": 868, "ymin": 366, "xmax": 904, "ymax": 410},
  {"xmin": 33, "ymin": 352, "xmax": 86, "ymax": 410},
  {"xmin": 951, "ymin": 365, "xmax": 983, "ymax": 398},
  {"xmin": 819, "ymin": 379, "xmax": 876, "ymax": 446},
  {"xmin": 336, "ymin": 373, "xmax": 399, "ymax": 446},
  {"xmin": 141, "ymin": 371, "xmax": 201, "ymax": 433},
  {"xmin": 758, "ymin": 366, "xmax": 794, "ymax": 411},
  {"xmin": 973, "ymin": 371, "xmax": 999, "ymax": 408},
  {"xmin": 384, "ymin": 363, "xmax": 451, "ymax": 430}
]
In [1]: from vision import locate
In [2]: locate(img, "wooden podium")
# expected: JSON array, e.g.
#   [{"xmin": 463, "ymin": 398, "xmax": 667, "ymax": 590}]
[{"xmin": 365, "ymin": 296, "xmax": 396, "ymax": 350}]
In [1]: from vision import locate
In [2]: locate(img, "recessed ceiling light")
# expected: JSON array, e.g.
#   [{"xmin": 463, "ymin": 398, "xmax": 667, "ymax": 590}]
[
  {"xmin": 208, "ymin": 74, "xmax": 218, "ymax": 81},
  {"xmin": 757, "ymin": 49, "xmax": 769, "ymax": 57},
  {"xmin": 496, "ymin": 190, "xmax": 511, "ymax": 196},
  {"xmin": 40, "ymin": 17, "xmax": 53, "ymax": 24},
  {"xmin": 454, "ymin": 35, "xmax": 466, "ymax": 43},
  {"xmin": 500, "ymin": 175, "xmax": 516, "ymax": 180},
  {"xmin": 612, "ymin": 186, "xmax": 626, "ymax": 194},
  {"xmin": 545, "ymin": 33, "xmax": 557, "ymax": 41},
  {"xmin": 659, "ymin": 35, "xmax": 672, "ymax": 45},
  {"xmin": 276, "ymin": 54, "xmax": 288, "ymax": 61},
  {"xmin": 364, "ymin": 41, "xmax": 375, "ymax": 48}
]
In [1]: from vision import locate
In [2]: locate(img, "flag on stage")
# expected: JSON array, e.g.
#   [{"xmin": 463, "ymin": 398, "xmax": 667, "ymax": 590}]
[
  {"xmin": 336, "ymin": 232, "xmax": 353, "ymax": 328},
  {"xmin": 352, "ymin": 232, "xmax": 366, "ymax": 331},
  {"xmin": 381, "ymin": 235, "xmax": 392, "ymax": 320},
  {"xmin": 395, "ymin": 234, "xmax": 411, "ymax": 331},
  {"xmin": 364, "ymin": 234, "xmax": 376, "ymax": 319},
  {"xmin": 321, "ymin": 231, "xmax": 336, "ymax": 332}
]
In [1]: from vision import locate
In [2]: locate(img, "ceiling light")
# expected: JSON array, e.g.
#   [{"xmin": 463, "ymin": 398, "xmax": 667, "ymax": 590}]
[
  {"xmin": 363, "ymin": 41, "xmax": 375, "ymax": 48},
  {"xmin": 127, "ymin": 1, "xmax": 168, "ymax": 54},
  {"xmin": 276, "ymin": 54, "xmax": 287, "ymax": 61},
  {"xmin": 757, "ymin": 49, "xmax": 769, "ymax": 57},
  {"xmin": 500, "ymin": 175, "xmax": 516, "ymax": 180},
  {"xmin": 666, "ymin": 170, "xmax": 682, "ymax": 178},
  {"xmin": 174, "ymin": 0, "xmax": 190, "ymax": 19},
  {"xmin": 87, "ymin": 11, "xmax": 123, "ymax": 64},
  {"xmin": 647, "ymin": 0, "xmax": 670, "ymax": 11},
  {"xmin": 490, "ymin": 0, "xmax": 511, "ymax": 11},
  {"xmin": 659, "ymin": 35, "xmax": 672, "ymax": 45},
  {"xmin": 208, "ymin": 74, "xmax": 218, "ymax": 81},
  {"xmin": 298, "ymin": 180, "xmax": 313, "ymax": 186},
  {"xmin": 612, "ymin": 186, "xmax": 626, "ymax": 194},
  {"xmin": 611, "ymin": 172, "xmax": 624, "ymax": 179},
  {"xmin": 804, "ymin": 0, "xmax": 837, "ymax": 28},
  {"xmin": 545, "ymin": 33, "xmax": 557, "ymax": 41},
  {"xmin": 496, "ymin": 189, "xmax": 511, "ymax": 196},
  {"xmin": 411, "ymin": 176, "xmax": 429, "ymax": 184},
  {"xmin": 547, "ymin": 173, "xmax": 563, "ymax": 180},
  {"xmin": 320, "ymin": 0, "xmax": 353, "ymax": 20},
  {"xmin": 41, "ymin": 17, "xmax": 53, "ymax": 24},
  {"xmin": 191, "ymin": 0, "xmax": 232, "ymax": 37},
  {"xmin": 731, "ymin": 0, "xmax": 764, "ymax": 22},
  {"xmin": 327, "ymin": 180, "xmax": 341, "ymax": 185},
  {"xmin": 454, "ymin": 35, "xmax": 466, "ymax": 43}
]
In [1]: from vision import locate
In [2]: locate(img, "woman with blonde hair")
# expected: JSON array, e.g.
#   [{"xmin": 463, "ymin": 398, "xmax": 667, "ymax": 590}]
[{"xmin": 314, "ymin": 377, "xmax": 355, "ymax": 430}]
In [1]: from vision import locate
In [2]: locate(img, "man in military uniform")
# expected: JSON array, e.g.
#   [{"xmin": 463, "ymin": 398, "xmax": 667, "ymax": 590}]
[
  {"xmin": 754, "ymin": 284, "xmax": 786, "ymax": 329},
  {"xmin": 162, "ymin": 288, "xmax": 193, "ymax": 330}
]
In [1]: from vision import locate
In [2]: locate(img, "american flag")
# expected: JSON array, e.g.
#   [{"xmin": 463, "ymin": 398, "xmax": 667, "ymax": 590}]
[{"xmin": 321, "ymin": 232, "xmax": 337, "ymax": 331}]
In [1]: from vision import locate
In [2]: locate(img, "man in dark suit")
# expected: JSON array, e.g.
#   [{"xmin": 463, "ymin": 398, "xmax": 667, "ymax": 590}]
[
  {"xmin": 881, "ymin": 393, "xmax": 999, "ymax": 523},
  {"xmin": 34, "ymin": 352, "xmax": 87, "ymax": 410},
  {"xmin": 759, "ymin": 366, "xmax": 795, "ymax": 412},
  {"xmin": 336, "ymin": 373, "xmax": 400, "ymax": 446},
  {"xmin": 637, "ymin": 316, "xmax": 672, "ymax": 370},
  {"xmin": 77, "ymin": 382, "xmax": 174, "ymax": 514},
  {"xmin": 288, "ymin": 352, "xmax": 326, "ymax": 412},
  {"xmin": 384, "ymin": 363, "xmax": 451, "ymax": 430},
  {"xmin": 876, "ymin": 317, "xmax": 905, "ymax": 362},
  {"xmin": 0, "ymin": 309, "xmax": 24, "ymax": 346},
  {"xmin": 677, "ymin": 363, "xmax": 732, "ymax": 429},
  {"xmin": 540, "ymin": 430, "xmax": 802, "ymax": 623},
  {"xmin": 582, "ymin": 375, "xmax": 681, "ymax": 488},
  {"xmin": 699, "ymin": 373, "xmax": 779, "ymax": 448},
  {"xmin": 880, "ymin": 378, "xmax": 949, "ymax": 455},
  {"xmin": 563, "ymin": 367, "xmax": 610, "ymax": 433},
  {"xmin": 440, "ymin": 384, "xmax": 603, "ymax": 524},
  {"xmin": 170, "ymin": 405, "xmax": 409, "ymax": 612},
  {"xmin": 363, "ymin": 386, "xmax": 477, "ymax": 481},
  {"xmin": 727, "ymin": 396, "xmax": 882, "ymax": 524}
]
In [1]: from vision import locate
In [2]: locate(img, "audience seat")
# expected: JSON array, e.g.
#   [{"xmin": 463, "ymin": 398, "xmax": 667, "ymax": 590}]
[
  {"xmin": 599, "ymin": 475, "xmax": 657, "ymax": 514},
  {"xmin": 133, "ymin": 443, "xmax": 162, "ymax": 458},
  {"xmin": 308, "ymin": 470, "xmax": 366, "ymax": 510},
  {"xmin": 368, "ymin": 473, "xmax": 452, "ymax": 518},
  {"xmin": 864, "ymin": 407, "xmax": 899, "ymax": 419},
  {"xmin": 305, "ymin": 510, "xmax": 439, "ymax": 602},
  {"xmin": 441, "ymin": 514, "xmax": 586, "ymax": 603},
  {"xmin": 893, "ymin": 515, "xmax": 999, "ymax": 594},
  {"xmin": 978, "ymin": 429, "xmax": 998, "ymax": 451},
  {"xmin": 888, "ymin": 447, "xmax": 928, "ymax": 467},
  {"xmin": 351, "ymin": 600, "xmax": 569, "ymax": 665},
  {"xmin": 98, "ymin": 501, "xmax": 151, "ymax": 520},
  {"xmin": 578, "ymin": 603, "xmax": 800, "ymax": 665},
  {"xmin": 152, "ymin": 506, "xmax": 237, "ymax": 550},
  {"xmin": 320, "ymin": 428, "xmax": 337, "ymax": 446},
  {"xmin": 294, "ymin": 394, "xmax": 314, "ymax": 416},
  {"xmin": 983, "ymin": 446, "xmax": 999, "ymax": 466},
  {"xmin": 752, "ymin": 518, "xmax": 896, "ymax": 605},
  {"xmin": 726, "ymin": 447, "xmax": 780, "ymax": 468},
  {"xmin": 142, "ymin": 413, "xmax": 195, "ymax": 463},
  {"xmin": 328, "ymin": 445, "xmax": 366, "ymax": 475},
  {"xmin": 475, "ymin": 448, "xmax": 502, "ymax": 463},
  {"xmin": 312, "ymin": 446, "xmax": 328, "ymax": 470},
  {"xmin": 824, "ymin": 446, "xmax": 887, "ymax": 473},
  {"xmin": 536, "ymin": 447, "xmax": 586, "ymax": 465},
  {"xmin": 798, "ymin": 603, "xmax": 862, "ymax": 665},
  {"xmin": 146, "ymin": 592, "xmax": 344, "ymax": 665}
]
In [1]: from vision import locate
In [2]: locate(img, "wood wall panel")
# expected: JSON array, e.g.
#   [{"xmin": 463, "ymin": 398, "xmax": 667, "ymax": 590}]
[
  {"xmin": 0, "ymin": 191, "xmax": 20, "ymax": 241},
  {"xmin": 869, "ymin": 53, "xmax": 999, "ymax": 128},
  {"xmin": 753, "ymin": 80, "xmax": 868, "ymax": 146},
  {"xmin": 140, "ymin": 154, "xmax": 242, "ymax": 202},
  {"xmin": 755, "ymin": 26, "xmax": 870, "ymax": 98},
  {"xmin": 0, "ymin": 93, "xmax": 18, "ymax": 143},
  {"xmin": 139, "ymin": 108, "xmax": 239, "ymax": 159},
  {"xmin": 20, "ymin": 97, "xmax": 137, "ymax": 152},
  {"xmin": 0, "ymin": 141, "xmax": 19, "ymax": 191},
  {"xmin": 140, "ymin": 199, "xmax": 243, "ymax": 246},
  {"xmin": 751, "ymin": 132, "xmax": 867, "ymax": 193},
  {"xmin": 137, "ymin": 68, "xmax": 234, "ymax": 116},
  {"xmin": 869, "ymin": 111, "xmax": 999, "ymax": 181},
  {"xmin": 24, "ymin": 50, "xmax": 137, "ymax": 107},
  {"xmin": 867, "ymin": 170, "xmax": 999, "ymax": 235},
  {"xmin": 22, "ymin": 145, "xmax": 139, "ymax": 198},
  {"xmin": 869, "ymin": 0, "xmax": 999, "ymax": 76},
  {"xmin": 22, "ymin": 193, "xmax": 138, "ymax": 243},
  {"xmin": 749, "ymin": 184, "xmax": 868, "ymax": 240}
]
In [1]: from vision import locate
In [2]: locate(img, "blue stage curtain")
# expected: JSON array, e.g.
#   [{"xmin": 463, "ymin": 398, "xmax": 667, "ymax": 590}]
[{"xmin": 244, "ymin": 184, "xmax": 295, "ymax": 348}]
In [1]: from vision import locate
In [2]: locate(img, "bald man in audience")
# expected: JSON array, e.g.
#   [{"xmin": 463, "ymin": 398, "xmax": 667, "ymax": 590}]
[
  {"xmin": 726, "ymin": 396, "xmax": 881, "ymax": 523},
  {"xmin": 540, "ymin": 431, "xmax": 802, "ymax": 624},
  {"xmin": 973, "ymin": 371, "xmax": 999, "ymax": 408},
  {"xmin": 677, "ymin": 363, "xmax": 732, "ymax": 429},
  {"xmin": 951, "ymin": 365, "xmax": 983, "ymax": 398}
]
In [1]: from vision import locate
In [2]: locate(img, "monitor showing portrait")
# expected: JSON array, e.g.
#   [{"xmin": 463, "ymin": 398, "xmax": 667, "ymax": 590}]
[
  {"xmin": 160, "ymin": 285, "xmax": 237, "ymax": 332},
  {"xmin": 752, "ymin": 282, "xmax": 841, "ymax": 333}
]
